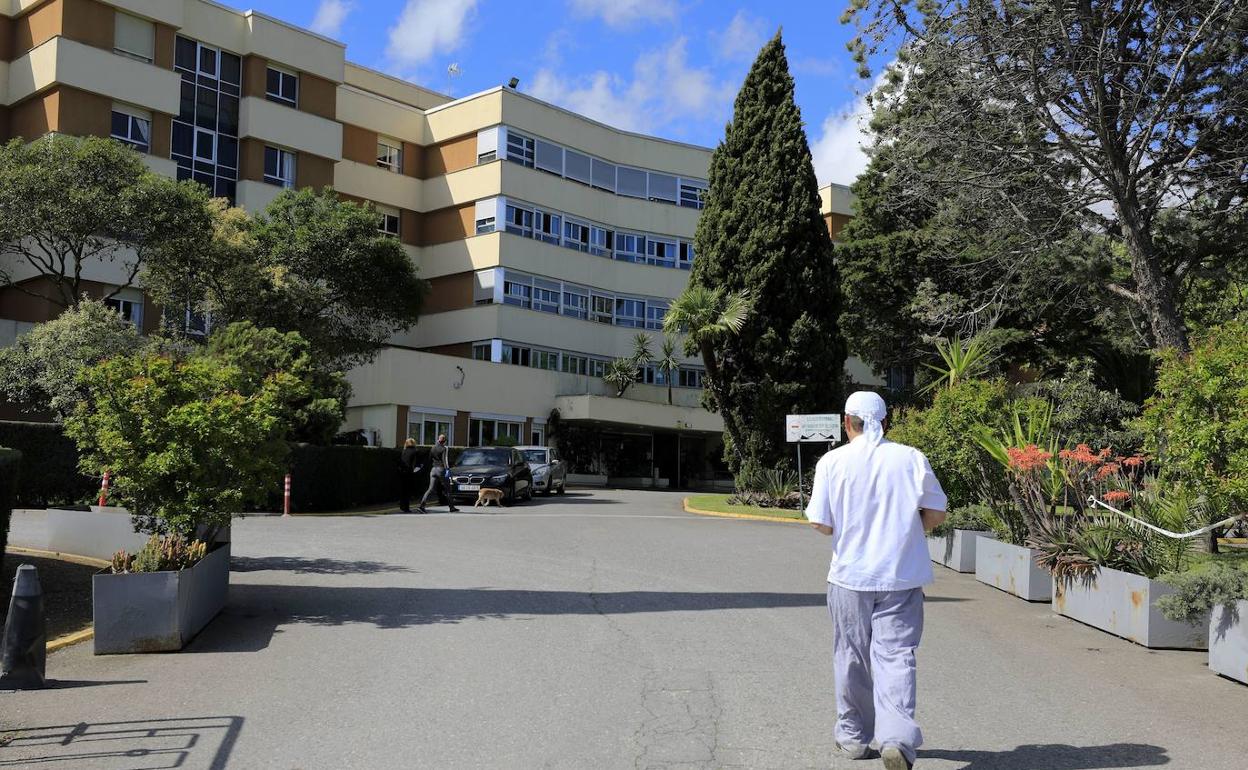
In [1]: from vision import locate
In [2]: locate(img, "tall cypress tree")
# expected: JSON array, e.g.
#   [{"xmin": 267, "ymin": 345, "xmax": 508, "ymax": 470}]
[{"xmin": 692, "ymin": 31, "xmax": 846, "ymax": 479}]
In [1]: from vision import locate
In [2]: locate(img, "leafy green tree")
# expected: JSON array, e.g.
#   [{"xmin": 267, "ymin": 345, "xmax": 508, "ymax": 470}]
[
  {"xmin": 0, "ymin": 298, "xmax": 145, "ymax": 419},
  {"xmin": 654, "ymin": 337, "xmax": 681, "ymax": 405},
  {"xmin": 0, "ymin": 135, "xmax": 215, "ymax": 308},
  {"xmin": 1140, "ymin": 321, "xmax": 1248, "ymax": 550},
  {"xmin": 844, "ymin": 0, "xmax": 1248, "ymax": 353},
  {"xmin": 663, "ymin": 285, "xmax": 751, "ymax": 462},
  {"xmin": 691, "ymin": 32, "xmax": 846, "ymax": 477},
  {"xmin": 65, "ymin": 343, "xmax": 303, "ymax": 538},
  {"xmin": 206, "ymin": 321, "xmax": 349, "ymax": 444},
  {"xmin": 604, "ymin": 333, "xmax": 653, "ymax": 398}
]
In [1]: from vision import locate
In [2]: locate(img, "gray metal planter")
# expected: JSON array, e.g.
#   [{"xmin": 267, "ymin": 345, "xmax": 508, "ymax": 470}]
[
  {"xmin": 1209, "ymin": 600, "xmax": 1248, "ymax": 685},
  {"xmin": 45, "ymin": 506, "xmax": 149, "ymax": 562},
  {"xmin": 974, "ymin": 538, "xmax": 1051, "ymax": 601},
  {"xmin": 1052, "ymin": 566, "xmax": 1208, "ymax": 650},
  {"xmin": 927, "ymin": 529, "xmax": 997, "ymax": 573},
  {"xmin": 92, "ymin": 543, "xmax": 230, "ymax": 654}
]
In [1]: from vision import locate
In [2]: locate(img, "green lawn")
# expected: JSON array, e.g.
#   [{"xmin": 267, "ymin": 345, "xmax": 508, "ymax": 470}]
[{"xmin": 685, "ymin": 494, "xmax": 805, "ymax": 521}]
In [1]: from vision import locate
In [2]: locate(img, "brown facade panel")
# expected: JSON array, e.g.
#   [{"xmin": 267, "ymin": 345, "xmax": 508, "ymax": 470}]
[
  {"xmin": 150, "ymin": 113, "xmax": 171, "ymax": 158},
  {"xmin": 242, "ymin": 55, "xmax": 267, "ymax": 99},
  {"xmin": 14, "ymin": 0, "xmax": 64, "ymax": 54},
  {"xmin": 154, "ymin": 23, "xmax": 175, "ymax": 69},
  {"xmin": 299, "ymin": 73, "xmax": 337, "ymax": 120},
  {"xmin": 56, "ymin": 86, "xmax": 111, "ymax": 138},
  {"xmin": 395, "ymin": 405, "xmax": 410, "ymax": 447},
  {"xmin": 422, "ymin": 343, "xmax": 473, "ymax": 358},
  {"xmin": 0, "ymin": 277, "xmax": 149, "ymax": 325},
  {"xmin": 296, "ymin": 153, "xmax": 335, "ymax": 190},
  {"xmin": 0, "ymin": 106, "xmax": 10, "ymax": 142},
  {"xmin": 454, "ymin": 410, "xmax": 471, "ymax": 446},
  {"xmin": 420, "ymin": 204, "xmax": 474, "ymax": 246},
  {"xmin": 62, "ymin": 0, "xmax": 114, "ymax": 51},
  {"xmin": 0, "ymin": 14, "xmax": 14, "ymax": 62},
  {"xmin": 8, "ymin": 90, "xmax": 58, "ymax": 140},
  {"xmin": 402, "ymin": 141, "xmax": 423, "ymax": 179},
  {"xmin": 423, "ymin": 134, "xmax": 477, "ymax": 178},
  {"xmin": 422, "ymin": 272, "xmax": 474, "ymax": 314},
  {"xmin": 341, "ymin": 123, "xmax": 377, "ymax": 166},
  {"xmin": 826, "ymin": 213, "xmax": 852, "ymax": 241},
  {"xmin": 238, "ymin": 137, "xmax": 265, "ymax": 182},
  {"xmin": 400, "ymin": 209, "xmax": 421, "ymax": 247}
]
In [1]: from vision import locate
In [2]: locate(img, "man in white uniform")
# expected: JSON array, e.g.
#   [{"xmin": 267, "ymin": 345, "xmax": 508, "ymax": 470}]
[{"xmin": 806, "ymin": 391, "xmax": 948, "ymax": 770}]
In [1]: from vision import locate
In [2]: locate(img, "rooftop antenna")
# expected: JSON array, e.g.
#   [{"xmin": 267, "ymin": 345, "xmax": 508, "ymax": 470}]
[{"xmin": 446, "ymin": 62, "xmax": 462, "ymax": 93}]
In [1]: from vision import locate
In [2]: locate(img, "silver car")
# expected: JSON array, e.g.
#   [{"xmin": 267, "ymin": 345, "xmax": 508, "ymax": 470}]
[{"xmin": 518, "ymin": 446, "xmax": 567, "ymax": 496}]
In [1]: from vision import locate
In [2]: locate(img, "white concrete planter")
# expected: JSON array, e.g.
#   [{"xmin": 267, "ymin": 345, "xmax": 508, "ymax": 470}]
[
  {"xmin": 1209, "ymin": 600, "xmax": 1248, "ymax": 685},
  {"xmin": 927, "ymin": 529, "xmax": 997, "ymax": 573},
  {"xmin": 975, "ymin": 539, "xmax": 1052, "ymax": 601},
  {"xmin": 92, "ymin": 543, "xmax": 230, "ymax": 654},
  {"xmin": 1053, "ymin": 566, "xmax": 1208, "ymax": 650},
  {"xmin": 45, "ymin": 506, "xmax": 149, "ymax": 562},
  {"xmin": 566, "ymin": 473, "xmax": 608, "ymax": 487}
]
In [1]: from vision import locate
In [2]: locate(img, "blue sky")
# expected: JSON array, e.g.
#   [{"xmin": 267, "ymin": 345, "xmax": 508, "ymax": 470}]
[{"xmin": 217, "ymin": 0, "xmax": 882, "ymax": 186}]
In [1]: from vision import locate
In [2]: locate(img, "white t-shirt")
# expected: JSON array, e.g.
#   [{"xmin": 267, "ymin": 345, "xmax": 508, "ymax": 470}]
[{"xmin": 805, "ymin": 437, "xmax": 948, "ymax": 591}]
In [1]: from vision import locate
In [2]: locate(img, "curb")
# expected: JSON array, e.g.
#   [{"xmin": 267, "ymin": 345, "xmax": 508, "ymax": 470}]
[
  {"xmin": 682, "ymin": 497, "xmax": 807, "ymax": 525},
  {"xmin": 7, "ymin": 546, "xmax": 104, "ymax": 653}
]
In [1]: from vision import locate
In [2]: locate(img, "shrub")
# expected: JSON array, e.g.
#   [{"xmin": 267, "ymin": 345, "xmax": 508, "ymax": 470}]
[
  {"xmin": 1140, "ymin": 321, "xmax": 1248, "ymax": 529},
  {"xmin": 112, "ymin": 534, "xmax": 207, "ymax": 574},
  {"xmin": 283, "ymin": 443, "xmax": 466, "ymax": 512},
  {"xmin": 0, "ymin": 448, "xmax": 20, "ymax": 572},
  {"xmin": 0, "ymin": 421, "xmax": 94, "ymax": 507},
  {"xmin": 888, "ymin": 378, "xmax": 1013, "ymax": 511},
  {"xmin": 930, "ymin": 504, "xmax": 999, "ymax": 538},
  {"xmin": 729, "ymin": 467, "xmax": 800, "ymax": 508},
  {"xmin": 1157, "ymin": 564, "xmax": 1248, "ymax": 627}
]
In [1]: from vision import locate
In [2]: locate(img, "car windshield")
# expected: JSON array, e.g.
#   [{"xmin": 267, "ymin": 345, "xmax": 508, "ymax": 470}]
[
  {"xmin": 457, "ymin": 449, "xmax": 511, "ymax": 466},
  {"xmin": 522, "ymin": 450, "xmax": 548, "ymax": 464}
]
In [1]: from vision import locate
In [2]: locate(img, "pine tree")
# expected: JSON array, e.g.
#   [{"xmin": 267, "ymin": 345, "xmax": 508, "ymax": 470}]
[{"xmin": 692, "ymin": 31, "xmax": 845, "ymax": 479}]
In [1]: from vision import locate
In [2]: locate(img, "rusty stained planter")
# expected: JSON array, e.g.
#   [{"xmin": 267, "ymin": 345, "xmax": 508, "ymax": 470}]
[
  {"xmin": 1209, "ymin": 600, "xmax": 1248, "ymax": 685},
  {"xmin": 92, "ymin": 543, "xmax": 230, "ymax": 654},
  {"xmin": 1052, "ymin": 565, "xmax": 1208, "ymax": 650},
  {"xmin": 927, "ymin": 529, "xmax": 997, "ymax": 573},
  {"xmin": 974, "ymin": 538, "xmax": 1051, "ymax": 602}
]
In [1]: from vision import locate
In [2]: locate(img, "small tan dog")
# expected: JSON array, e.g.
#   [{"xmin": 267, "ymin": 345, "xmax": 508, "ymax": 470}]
[{"xmin": 474, "ymin": 488, "xmax": 505, "ymax": 507}]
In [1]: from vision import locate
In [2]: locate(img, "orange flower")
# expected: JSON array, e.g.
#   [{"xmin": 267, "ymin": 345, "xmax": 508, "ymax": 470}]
[
  {"xmin": 1104, "ymin": 490, "xmax": 1131, "ymax": 504},
  {"xmin": 1008, "ymin": 444, "xmax": 1053, "ymax": 472},
  {"xmin": 1096, "ymin": 463, "xmax": 1122, "ymax": 480},
  {"xmin": 1123, "ymin": 454, "xmax": 1148, "ymax": 468},
  {"xmin": 1059, "ymin": 443, "xmax": 1101, "ymax": 465}
]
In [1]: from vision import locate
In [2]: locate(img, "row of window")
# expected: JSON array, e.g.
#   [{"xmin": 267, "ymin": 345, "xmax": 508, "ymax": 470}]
[
  {"xmin": 501, "ymin": 129, "xmax": 707, "ymax": 210},
  {"xmin": 477, "ymin": 200, "xmax": 695, "ymax": 271},
  {"xmin": 407, "ymin": 413, "xmax": 547, "ymax": 448},
  {"xmin": 173, "ymin": 36, "xmax": 241, "ymax": 201},
  {"xmin": 471, "ymin": 340, "xmax": 705, "ymax": 389},
  {"xmin": 495, "ymin": 270, "xmax": 669, "ymax": 330}
]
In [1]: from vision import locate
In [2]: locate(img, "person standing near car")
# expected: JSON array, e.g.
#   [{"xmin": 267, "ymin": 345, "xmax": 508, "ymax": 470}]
[
  {"xmin": 418, "ymin": 434, "xmax": 459, "ymax": 513},
  {"xmin": 398, "ymin": 438, "xmax": 421, "ymax": 512}
]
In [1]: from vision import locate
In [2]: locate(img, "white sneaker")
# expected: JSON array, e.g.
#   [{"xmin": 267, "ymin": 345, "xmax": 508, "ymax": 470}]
[{"xmin": 881, "ymin": 746, "xmax": 913, "ymax": 770}]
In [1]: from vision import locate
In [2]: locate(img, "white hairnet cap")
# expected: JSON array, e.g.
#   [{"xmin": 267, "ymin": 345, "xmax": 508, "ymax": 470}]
[{"xmin": 845, "ymin": 391, "xmax": 887, "ymax": 448}]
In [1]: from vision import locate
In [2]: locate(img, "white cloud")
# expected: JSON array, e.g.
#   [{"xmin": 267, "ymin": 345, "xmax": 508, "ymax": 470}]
[
  {"xmin": 385, "ymin": 0, "xmax": 478, "ymax": 71},
  {"xmin": 568, "ymin": 0, "xmax": 677, "ymax": 28},
  {"xmin": 810, "ymin": 72, "xmax": 890, "ymax": 186},
  {"xmin": 309, "ymin": 0, "xmax": 353, "ymax": 38},
  {"xmin": 713, "ymin": 10, "xmax": 768, "ymax": 62},
  {"xmin": 528, "ymin": 38, "xmax": 733, "ymax": 137}
]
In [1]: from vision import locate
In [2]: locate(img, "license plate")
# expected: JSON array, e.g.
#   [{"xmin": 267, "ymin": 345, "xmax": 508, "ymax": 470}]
[{"xmin": 459, "ymin": 484, "xmax": 480, "ymax": 492}]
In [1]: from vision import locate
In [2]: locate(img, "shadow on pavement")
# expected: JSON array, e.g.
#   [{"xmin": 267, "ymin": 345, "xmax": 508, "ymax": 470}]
[
  {"xmin": 921, "ymin": 743, "xmax": 1169, "ymax": 769},
  {"xmin": 40, "ymin": 679, "xmax": 148, "ymax": 689},
  {"xmin": 230, "ymin": 555, "xmax": 415, "ymax": 575},
  {"xmin": 186, "ymin": 585, "xmax": 828, "ymax": 652},
  {"xmin": 0, "ymin": 716, "xmax": 243, "ymax": 769}
]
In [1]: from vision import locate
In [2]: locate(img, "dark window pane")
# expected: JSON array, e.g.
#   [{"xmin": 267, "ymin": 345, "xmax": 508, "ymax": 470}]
[
  {"xmin": 194, "ymin": 160, "xmax": 215, "ymax": 174},
  {"xmin": 172, "ymin": 121, "xmax": 193, "ymax": 157},
  {"xmin": 218, "ymin": 165, "xmax": 236, "ymax": 180},
  {"xmin": 282, "ymin": 75, "xmax": 297, "ymax": 101},
  {"xmin": 175, "ymin": 36, "xmax": 196, "ymax": 71},
  {"xmin": 266, "ymin": 68, "xmax": 280, "ymax": 95},
  {"xmin": 176, "ymin": 165, "xmax": 192, "ymax": 181},
  {"xmin": 199, "ymin": 46, "xmax": 217, "ymax": 75},
  {"xmin": 196, "ymin": 87, "xmax": 217, "ymax": 130},
  {"xmin": 179, "ymin": 81, "xmax": 195, "ymax": 122},
  {"xmin": 220, "ymin": 52, "xmax": 241, "ymax": 85},
  {"xmin": 197, "ymin": 73, "xmax": 216, "ymax": 88},
  {"xmin": 218, "ymin": 94, "xmax": 238, "ymax": 136},
  {"xmin": 111, "ymin": 112, "xmax": 128, "ymax": 138},
  {"xmin": 195, "ymin": 131, "xmax": 214, "ymax": 160},
  {"xmin": 214, "ymin": 178, "xmax": 233, "ymax": 199},
  {"xmin": 193, "ymin": 171, "xmax": 213, "ymax": 188},
  {"xmin": 217, "ymin": 136, "xmax": 238, "ymax": 169},
  {"xmin": 219, "ymin": 82, "xmax": 239, "ymax": 97},
  {"xmin": 264, "ymin": 147, "xmax": 278, "ymax": 177}
]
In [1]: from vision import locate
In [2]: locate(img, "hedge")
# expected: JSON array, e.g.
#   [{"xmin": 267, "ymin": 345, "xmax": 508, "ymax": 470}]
[
  {"xmin": 281, "ymin": 444, "xmax": 467, "ymax": 512},
  {"xmin": 0, "ymin": 421, "xmax": 95, "ymax": 507},
  {"xmin": 0, "ymin": 448, "xmax": 21, "ymax": 572}
]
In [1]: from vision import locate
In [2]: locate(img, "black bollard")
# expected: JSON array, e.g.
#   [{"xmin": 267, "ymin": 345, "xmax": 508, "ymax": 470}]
[{"xmin": 0, "ymin": 564, "xmax": 47, "ymax": 689}]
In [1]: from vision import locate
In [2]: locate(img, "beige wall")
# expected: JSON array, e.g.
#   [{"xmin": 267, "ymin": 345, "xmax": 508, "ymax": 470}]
[
  {"xmin": 333, "ymin": 158, "xmax": 421, "ymax": 212},
  {"xmin": 238, "ymin": 95, "xmax": 342, "ymax": 161},
  {"xmin": 820, "ymin": 183, "xmax": 854, "ymax": 217},
  {"xmin": 335, "ymin": 84, "xmax": 428, "ymax": 146},
  {"xmin": 344, "ymin": 62, "xmax": 450, "ymax": 111},
  {"xmin": 7, "ymin": 36, "xmax": 181, "ymax": 114}
]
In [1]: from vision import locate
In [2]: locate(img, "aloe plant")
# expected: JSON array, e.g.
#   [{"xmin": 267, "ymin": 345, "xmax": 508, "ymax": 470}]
[{"xmin": 919, "ymin": 333, "xmax": 998, "ymax": 395}]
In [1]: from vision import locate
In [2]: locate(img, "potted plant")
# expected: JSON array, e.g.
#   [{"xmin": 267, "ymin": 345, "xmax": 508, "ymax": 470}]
[
  {"xmin": 66, "ymin": 326, "xmax": 312, "ymax": 654},
  {"xmin": 926, "ymin": 505, "xmax": 998, "ymax": 573},
  {"xmin": 1157, "ymin": 565, "xmax": 1248, "ymax": 684}
]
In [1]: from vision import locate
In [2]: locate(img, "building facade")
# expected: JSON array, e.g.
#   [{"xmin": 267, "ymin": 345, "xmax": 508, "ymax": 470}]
[{"xmin": 0, "ymin": 0, "xmax": 871, "ymax": 485}]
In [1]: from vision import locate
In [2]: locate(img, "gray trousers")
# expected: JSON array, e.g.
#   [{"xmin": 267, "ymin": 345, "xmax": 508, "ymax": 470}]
[{"xmin": 827, "ymin": 584, "xmax": 924, "ymax": 764}]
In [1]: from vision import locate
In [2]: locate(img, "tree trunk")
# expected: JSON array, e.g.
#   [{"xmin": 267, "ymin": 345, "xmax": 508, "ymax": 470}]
[
  {"xmin": 1116, "ymin": 202, "xmax": 1190, "ymax": 353},
  {"xmin": 699, "ymin": 340, "xmax": 743, "ymax": 467}
]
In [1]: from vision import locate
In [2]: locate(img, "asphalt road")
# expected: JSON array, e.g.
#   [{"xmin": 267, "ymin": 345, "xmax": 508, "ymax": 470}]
[{"xmin": 3, "ymin": 489, "xmax": 1244, "ymax": 769}]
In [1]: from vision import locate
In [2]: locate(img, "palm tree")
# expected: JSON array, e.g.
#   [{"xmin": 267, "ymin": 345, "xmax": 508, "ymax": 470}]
[
  {"xmin": 604, "ymin": 333, "xmax": 653, "ymax": 398},
  {"xmin": 654, "ymin": 336, "xmax": 681, "ymax": 405},
  {"xmin": 663, "ymin": 286, "xmax": 751, "ymax": 458}
]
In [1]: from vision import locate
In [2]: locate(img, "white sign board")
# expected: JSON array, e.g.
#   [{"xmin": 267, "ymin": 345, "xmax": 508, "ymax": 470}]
[{"xmin": 786, "ymin": 414, "xmax": 842, "ymax": 443}]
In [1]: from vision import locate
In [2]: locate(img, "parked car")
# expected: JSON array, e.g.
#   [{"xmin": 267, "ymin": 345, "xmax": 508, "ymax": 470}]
[
  {"xmin": 518, "ymin": 446, "xmax": 567, "ymax": 496},
  {"xmin": 449, "ymin": 447, "xmax": 534, "ymax": 505}
]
